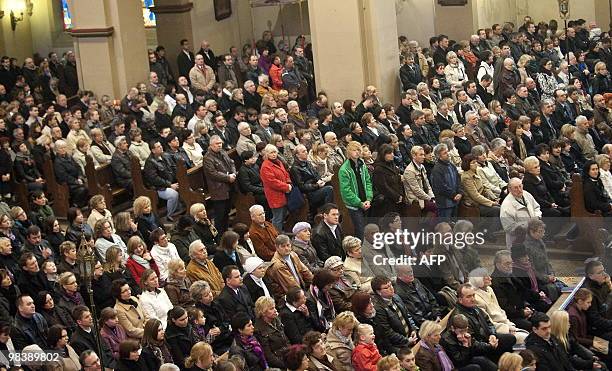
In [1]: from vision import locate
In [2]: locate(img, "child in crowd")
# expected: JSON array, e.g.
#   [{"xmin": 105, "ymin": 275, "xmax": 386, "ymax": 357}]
[
  {"xmin": 398, "ymin": 348, "xmax": 420, "ymax": 371},
  {"xmin": 351, "ymin": 323, "xmax": 381, "ymax": 371}
]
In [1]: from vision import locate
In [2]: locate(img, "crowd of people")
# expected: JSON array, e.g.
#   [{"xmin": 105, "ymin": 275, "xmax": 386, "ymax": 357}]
[{"xmin": 0, "ymin": 13, "xmax": 609, "ymax": 371}]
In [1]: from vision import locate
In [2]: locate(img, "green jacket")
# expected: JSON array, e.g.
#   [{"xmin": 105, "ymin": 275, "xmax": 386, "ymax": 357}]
[{"xmin": 338, "ymin": 159, "xmax": 373, "ymax": 210}]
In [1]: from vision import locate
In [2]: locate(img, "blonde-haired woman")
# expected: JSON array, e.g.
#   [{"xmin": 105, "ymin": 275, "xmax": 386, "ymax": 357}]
[
  {"xmin": 596, "ymin": 153, "xmax": 612, "ymax": 199},
  {"xmin": 325, "ymin": 311, "xmax": 357, "ymax": 371},
  {"xmin": 342, "ymin": 236, "xmax": 373, "ymax": 291},
  {"xmin": 57, "ymin": 272, "xmax": 85, "ymax": 316},
  {"xmin": 253, "ymin": 296, "xmax": 290, "ymax": 368},
  {"xmin": 444, "ymin": 51, "xmax": 467, "ymax": 89},
  {"xmin": 517, "ymin": 54, "xmax": 533, "ymax": 84},
  {"xmin": 308, "ymin": 142, "xmax": 333, "ymax": 184},
  {"xmin": 164, "ymin": 258, "xmax": 193, "ymax": 307},
  {"xmin": 133, "ymin": 196, "xmax": 163, "ymax": 247},
  {"xmin": 549, "ymin": 310, "xmax": 601, "ymax": 370},
  {"xmin": 184, "ymin": 342, "xmax": 215, "ymax": 370},
  {"xmin": 498, "ymin": 352, "xmax": 522, "ymax": 371},
  {"xmin": 415, "ymin": 320, "xmax": 455, "ymax": 371},
  {"xmin": 592, "ymin": 61, "xmax": 611, "ymax": 95},
  {"xmin": 260, "ymin": 143, "xmax": 292, "ymax": 231}
]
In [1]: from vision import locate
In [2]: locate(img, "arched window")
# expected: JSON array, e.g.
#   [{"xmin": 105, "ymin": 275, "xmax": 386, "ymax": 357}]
[{"xmin": 61, "ymin": 0, "xmax": 156, "ymax": 30}]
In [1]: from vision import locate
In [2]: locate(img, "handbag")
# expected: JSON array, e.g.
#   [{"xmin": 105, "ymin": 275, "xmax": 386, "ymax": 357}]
[{"xmin": 286, "ymin": 186, "xmax": 305, "ymax": 212}]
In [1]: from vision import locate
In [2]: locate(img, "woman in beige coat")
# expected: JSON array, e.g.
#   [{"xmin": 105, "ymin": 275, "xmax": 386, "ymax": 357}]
[
  {"xmin": 112, "ymin": 279, "xmax": 147, "ymax": 339},
  {"xmin": 325, "ymin": 312, "xmax": 358, "ymax": 371},
  {"xmin": 460, "ymin": 154, "xmax": 500, "ymax": 217}
]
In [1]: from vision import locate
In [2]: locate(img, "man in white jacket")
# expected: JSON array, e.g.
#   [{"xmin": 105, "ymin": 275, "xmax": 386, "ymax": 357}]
[{"xmin": 500, "ymin": 177, "xmax": 542, "ymax": 247}]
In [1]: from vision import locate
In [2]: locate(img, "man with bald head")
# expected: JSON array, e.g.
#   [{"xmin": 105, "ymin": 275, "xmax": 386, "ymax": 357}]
[
  {"xmin": 325, "ymin": 131, "xmax": 346, "ymax": 171},
  {"xmin": 593, "ymin": 94, "xmax": 611, "ymax": 127},
  {"xmin": 500, "ymin": 177, "xmax": 542, "ymax": 247},
  {"xmin": 197, "ymin": 40, "xmax": 217, "ymax": 70},
  {"xmin": 496, "ymin": 58, "xmax": 520, "ymax": 100}
]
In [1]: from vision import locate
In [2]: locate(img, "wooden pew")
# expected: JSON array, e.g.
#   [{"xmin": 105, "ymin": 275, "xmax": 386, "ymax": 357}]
[
  {"xmin": 130, "ymin": 156, "xmax": 160, "ymax": 213},
  {"xmin": 285, "ymin": 199, "xmax": 310, "ymax": 233},
  {"xmin": 570, "ymin": 173, "xmax": 604, "ymax": 256},
  {"xmin": 10, "ymin": 171, "xmax": 29, "ymax": 214},
  {"xmin": 331, "ymin": 169, "xmax": 355, "ymax": 237},
  {"xmin": 85, "ymin": 155, "xmax": 128, "ymax": 208},
  {"xmin": 42, "ymin": 155, "xmax": 69, "ymax": 219},
  {"xmin": 176, "ymin": 160, "xmax": 211, "ymax": 211},
  {"xmin": 458, "ymin": 201, "xmax": 480, "ymax": 218},
  {"xmin": 234, "ymin": 191, "xmax": 256, "ymax": 226},
  {"xmin": 547, "ymin": 277, "xmax": 585, "ymax": 316}
]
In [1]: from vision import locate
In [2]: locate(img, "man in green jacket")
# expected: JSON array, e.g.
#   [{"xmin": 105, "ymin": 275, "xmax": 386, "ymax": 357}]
[{"xmin": 338, "ymin": 141, "xmax": 373, "ymax": 240}]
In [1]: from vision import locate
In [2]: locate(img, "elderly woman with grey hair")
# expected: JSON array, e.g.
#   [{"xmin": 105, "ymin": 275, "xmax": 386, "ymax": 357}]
[
  {"xmin": 468, "ymin": 268, "xmax": 529, "ymax": 341},
  {"xmin": 53, "ymin": 139, "xmax": 89, "ymax": 208},
  {"xmin": 453, "ymin": 220, "xmax": 482, "ymax": 272},
  {"xmin": 486, "ymin": 138, "xmax": 511, "ymax": 183}
]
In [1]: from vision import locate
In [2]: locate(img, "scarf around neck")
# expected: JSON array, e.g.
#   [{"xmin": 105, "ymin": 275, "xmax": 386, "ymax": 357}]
[
  {"xmin": 420, "ymin": 340, "xmax": 454, "ymax": 371},
  {"xmin": 237, "ymin": 334, "xmax": 268, "ymax": 369},
  {"xmin": 131, "ymin": 254, "xmax": 150, "ymax": 269}
]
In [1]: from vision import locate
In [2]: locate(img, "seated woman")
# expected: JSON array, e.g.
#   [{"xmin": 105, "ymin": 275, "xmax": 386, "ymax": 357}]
[
  {"xmin": 229, "ymin": 312, "xmax": 269, "ymax": 371},
  {"xmin": 510, "ymin": 244, "xmax": 555, "ymax": 313},
  {"xmin": 139, "ymin": 269, "xmax": 174, "ymax": 328},
  {"xmin": 460, "ymin": 154, "xmax": 500, "ymax": 217},
  {"xmin": 190, "ymin": 203, "xmax": 220, "ymax": 256},
  {"xmin": 94, "ymin": 219, "xmax": 127, "ymax": 262},
  {"xmin": 57, "ymin": 272, "xmax": 85, "ymax": 319},
  {"xmin": 472, "ymin": 145, "xmax": 507, "ymax": 198},
  {"xmin": 112, "ymin": 278, "xmax": 147, "ymax": 339},
  {"xmin": 343, "ymin": 236, "xmax": 374, "ymax": 291},
  {"xmin": 325, "ymin": 256, "xmax": 359, "ymax": 313},
  {"xmin": 291, "ymin": 222, "xmax": 323, "ymax": 273},
  {"xmin": 522, "ymin": 156, "xmax": 568, "ymax": 217},
  {"xmin": 0, "ymin": 213, "xmax": 23, "ymax": 254},
  {"xmin": 87, "ymin": 194, "xmax": 114, "ymax": 233},
  {"xmin": 170, "ymin": 215, "xmax": 198, "ymax": 262},
  {"xmin": 325, "ymin": 311, "xmax": 358, "ymax": 371},
  {"xmin": 64, "ymin": 207, "xmax": 93, "ymax": 244},
  {"xmin": 550, "ymin": 310, "xmax": 606, "ymax": 370},
  {"xmin": 149, "ymin": 228, "xmax": 181, "ymax": 281},
  {"xmin": 190, "ymin": 281, "xmax": 233, "ymax": 355},
  {"xmin": 34, "ymin": 291, "xmax": 76, "ymax": 336},
  {"xmin": 597, "ymin": 154, "xmax": 612, "ymax": 199},
  {"xmin": 165, "ymin": 306, "xmax": 198, "ymax": 370},
  {"xmin": 114, "ymin": 212, "xmax": 143, "ymax": 245},
  {"xmin": 416, "ymin": 320, "xmax": 457, "ymax": 371},
  {"xmin": 140, "ymin": 318, "xmax": 174, "ymax": 370},
  {"xmin": 242, "ymin": 256, "xmax": 272, "ymax": 302},
  {"xmin": 302, "ymin": 331, "xmax": 338, "ymax": 371},
  {"xmin": 440, "ymin": 314, "xmax": 500, "ymax": 371},
  {"xmin": 28, "ymin": 190, "xmax": 54, "ymax": 228},
  {"xmin": 468, "ymin": 268, "xmax": 528, "ymax": 344},
  {"xmin": 43, "ymin": 216, "xmax": 65, "ymax": 254},
  {"xmin": 13, "ymin": 141, "xmax": 44, "ymax": 192},
  {"xmin": 583, "ymin": 160, "xmax": 612, "ymax": 216},
  {"xmin": 133, "ymin": 196, "xmax": 163, "ymax": 248},
  {"xmin": 125, "ymin": 236, "xmax": 159, "ymax": 286},
  {"xmin": 535, "ymin": 144, "xmax": 570, "ymax": 207},
  {"xmin": 184, "ymin": 342, "xmax": 215, "ymax": 371},
  {"xmin": 254, "ymin": 296, "xmax": 290, "ymax": 368},
  {"xmin": 164, "ymin": 258, "xmax": 193, "ymax": 307},
  {"xmin": 214, "ymin": 231, "xmax": 244, "ymax": 275},
  {"xmin": 232, "ymin": 222, "xmax": 257, "ymax": 265},
  {"xmin": 89, "ymin": 128, "xmax": 115, "ymax": 165},
  {"xmin": 306, "ymin": 269, "xmax": 337, "ymax": 332},
  {"xmin": 99, "ymin": 307, "xmax": 127, "ymax": 360},
  {"xmin": 523, "ymin": 219, "xmax": 566, "ymax": 290}
]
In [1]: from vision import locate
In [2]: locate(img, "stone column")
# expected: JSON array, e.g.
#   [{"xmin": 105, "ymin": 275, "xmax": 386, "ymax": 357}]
[
  {"xmin": 308, "ymin": 0, "xmax": 399, "ymax": 104},
  {"xmin": 150, "ymin": 0, "xmax": 194, "ymax": 79},
  {"xmin": 67, "ymin": 0, "xmax": 148, "ymax": 99}
]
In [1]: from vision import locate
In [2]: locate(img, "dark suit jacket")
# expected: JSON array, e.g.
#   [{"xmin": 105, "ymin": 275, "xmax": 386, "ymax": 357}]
[
  {"xmin": 278, "ymin": 305, "xmax": 315, "ymax": 344},
  {"xmin": 243, "ymin": 274, "xmax": 271, "ymax": 303},
  {"xmin": 311, "ymin": 222, "xmax": 344, "ymax": 261},
  {"xmin": 216, "ymin": 285, "xmax": 255, "ymax": 320},
  {"xmin": 177, "ymin": 50, "xmax": 195, "ymax": 80}
]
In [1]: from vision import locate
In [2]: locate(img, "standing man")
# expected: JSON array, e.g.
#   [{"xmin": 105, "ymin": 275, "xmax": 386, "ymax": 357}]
[
  {"xmin": 431, "ymin": 143, "xmax": 461, "ymax": 219},
  {"xmin": 202, "ymin": 135, "xmax": 236, "ymax": 233},
  {"xmin": 177, "ymin": 39, "xmax": 195, "ymax": 82}
]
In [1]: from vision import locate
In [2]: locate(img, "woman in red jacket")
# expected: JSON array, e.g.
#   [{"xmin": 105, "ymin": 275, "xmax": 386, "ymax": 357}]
[
  {"xmin": 269, "ymin": 55, "xmax": 284, "ymax": 91},
  {"xmin": 125, "ymin": 235, "xmax": 160, "ymax": 285},
  {"xmin": 260, "ymin": 144, "xmax": 292, "ymax": 232}
]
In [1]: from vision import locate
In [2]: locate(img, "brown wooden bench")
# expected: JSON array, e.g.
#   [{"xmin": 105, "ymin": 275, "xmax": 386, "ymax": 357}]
[
  {"xmin": 570, "ymin": 173, "xmax": 604, "ymax": 255},
  {"xmin": 233, "ymin": 191, "xmax": 257, "ymax": 226},
  {"xmin": 130, "ymin": 156, "xmax": 160, "ymax": 213},
  {"xmin": 10, "ymin": 170, "xmax": 29, "ymax": 214},
  {"xmin": 285, "ymin": 198, "xmax": 310, "ymax": 233},
  {"xmin": 177, "ymin": 160, "xmax": 211, "ymax": 211},
  {"xmin": 331, "ymin": 169, "xmax": 355, "ymax": 237},
  {"xmin": 42, "ymin": 155, "xmax": 69, "ymax": 219},
  {"xmin": 85, "ymin": 155, "xmax": 128, "ymax": 208},
  {"xmin": 458, "ymin": 201, "xmax": 481, "ymax": 218}
]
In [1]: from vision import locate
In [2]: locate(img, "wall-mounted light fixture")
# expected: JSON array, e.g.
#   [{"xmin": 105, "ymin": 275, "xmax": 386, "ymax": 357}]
[{"xmin": 8, "ymin": 0, "xmax": 33, "ymax": 31}]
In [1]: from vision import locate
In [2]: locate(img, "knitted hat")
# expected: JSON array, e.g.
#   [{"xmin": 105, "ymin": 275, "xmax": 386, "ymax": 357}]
[
  {"xmin": 243, "ymin": 256, "xmax": 270, "ymax": 274},
  {"xmin": 292, "ymin": 222, "xmax": 311, "ymax": 235}
]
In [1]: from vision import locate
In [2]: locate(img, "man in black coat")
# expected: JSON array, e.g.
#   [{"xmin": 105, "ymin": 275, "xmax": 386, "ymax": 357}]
[
  {"xmin": 237, "ymin": 151, "xmax": 269, "ymax": 213},
  {"xmin": 490, "ymin": 250, "xmax": 535, "ymax": 330},
  {"xmin": 431, "ymin": 144, "xmax": 461, "ymax": 219},
  {"xmin": 440, "ymin": 313, "xmax": 499, "ymax": 370},
  {"xmin": 399, "ymin": 54, "xmax": 423, "ymax": 91},
  {"xmin": 525, "ymin": 312, "xmax": 574, "ymax": 371},
  {"xmin": 394, "ymin": 264, "xmax": 443, "ymax": 326},
  {"xmin": 244, "ymin": 80, "xmax": 262, "ymax": 112},
  {"xmin": 311, "ymin": 203, "xmax": 344, "ymax": 261},
  {"xmin": 143, "ymin": 141, "xmax": 180, "ymax": 220},
  {"xmin": 216, "ymin": 266, "xmax": 255, "ymax": 320},
  {"xmin": 396, "ymin": 92, "xmax": 414, "ymax": 125},
  {"xmin": 70, "ymin": 306, "xmax": 116, "ymax": 369},
  {"xmin": 452, "ymin": 284, "xmax": 516, "ymax": 356},
  {"xmin": 10, "ymin": 295, "xmax": 48, "ymax": 350},
  {"xmin": 172, "ymin": 93, "xmax": 195, "ymax": 121},
  {"xmin": 23, "ymin": 225, "xmax": 55, "ymax": 265},
  {"xmin": 371, "ymin": 275, "xmax": 418, "ymax": 356},
  {"xmin": 290, "ymin": 144, "xmax": 333, "ymax": 222},
  {"xmin": 278, "ymin": 287, "xmax": 314, "ymax": 344},
  {"xmin": 110, "ymin": 136, "xmax": 133, "ymax": 192},
  {"xmin": 54, "ymin": 141, "xmax": 88, "ymax": 208},
  {"xmin": 580, "ymin": 260, "xmax": 612, "ymax": 335},
  {"xmin": 15, "ymin": 253, "xmax": 53, "ymax": 300},
  {"xmin": 177, "ymin": 39, "xmax": 195, "ymax": 81}
]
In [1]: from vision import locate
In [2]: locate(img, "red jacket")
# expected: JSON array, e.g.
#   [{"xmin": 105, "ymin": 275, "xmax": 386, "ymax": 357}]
[
  {"xmin": 352, "ymin": 342, "xmax": 382, "ymax": 371},
  {"xmin": 260, "ymin": 159, "xmax": 291, "ymax": 209},
  {"xmin": 269, "ymin": 64, "xmax": 284, "ymax": 91},
  {"xmin": 126, "ymin": 257, "xmax": 160, "ymax": 285}
]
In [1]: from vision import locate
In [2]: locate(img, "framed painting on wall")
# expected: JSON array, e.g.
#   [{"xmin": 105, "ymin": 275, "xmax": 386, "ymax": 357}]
[{"xmin": 214, "ymin": 0, "xmax": 232, "ymax": 21}]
